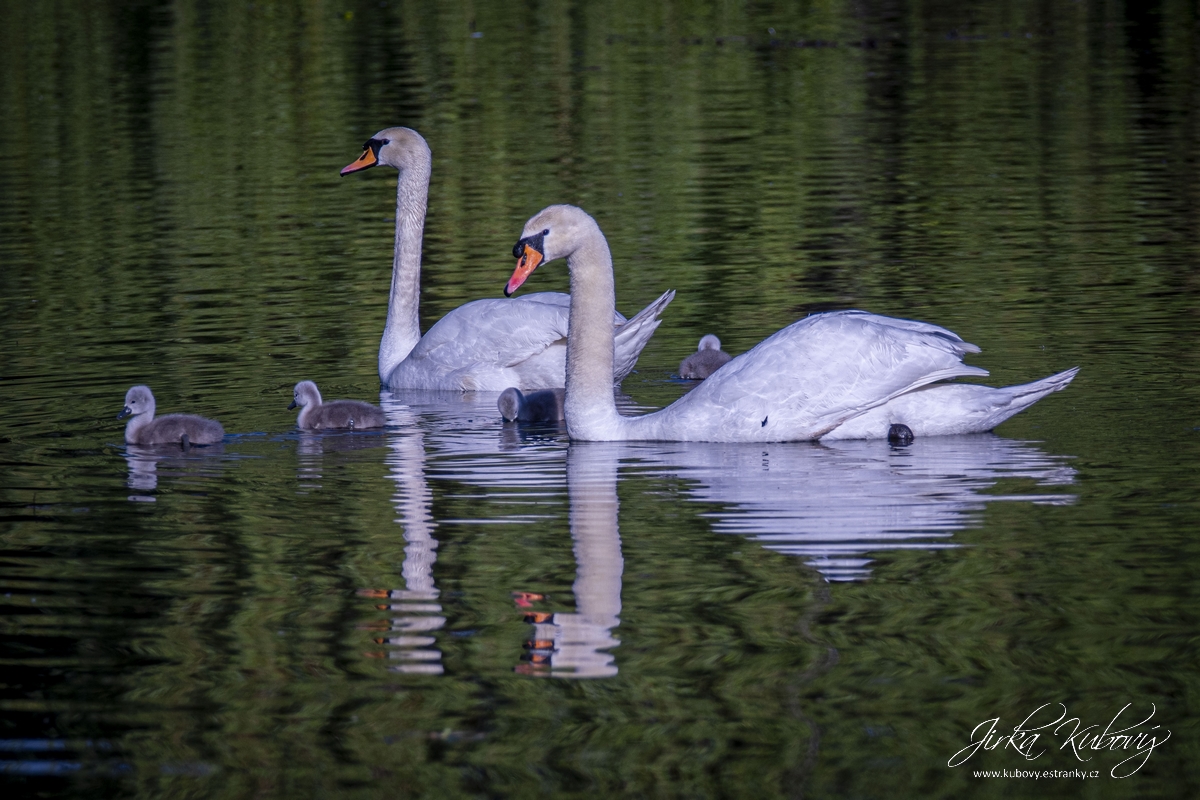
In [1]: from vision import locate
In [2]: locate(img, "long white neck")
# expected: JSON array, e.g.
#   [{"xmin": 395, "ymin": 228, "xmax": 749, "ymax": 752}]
[
  {"xmin": 564, "ymin": 228, "xmax": 625, "ymax": 440},
  {"xmin": 379, "ymin": 159, "xmax": 430, "ymax": 383},
  {"xmin": 558, "ymin": 442, "xmax": 623, "ymax": 676}
]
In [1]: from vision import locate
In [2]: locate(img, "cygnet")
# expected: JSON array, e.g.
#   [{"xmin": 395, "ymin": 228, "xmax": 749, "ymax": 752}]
[
  {"xmin": 679, "ymin": 334, "xmax": 732, "ymax": 380},
  {"xmin": 118, "ymin": 385, "xmax": 224, "ymax": 447},
  {"xmin": 497, "ymin": 387, "xmax": 566, "ymax": 423},
  {"xmin": 289, "ymin": 380, "xmax": 386, "ymax": 430}
]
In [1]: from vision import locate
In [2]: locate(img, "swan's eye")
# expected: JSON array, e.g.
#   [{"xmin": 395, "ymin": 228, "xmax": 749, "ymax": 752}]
[{"xmin": 542, "ymin": 229, "xmax": 549, "ymax": 235}]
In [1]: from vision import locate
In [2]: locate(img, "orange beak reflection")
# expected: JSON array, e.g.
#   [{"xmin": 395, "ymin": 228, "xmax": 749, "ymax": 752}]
[
  {"xmin": 505, "ymin": 244, "xmax": 544, "ymax": 296},
  {"xmin": 340, "ymin": 147, "xmax": 378, "ymax": 175}
]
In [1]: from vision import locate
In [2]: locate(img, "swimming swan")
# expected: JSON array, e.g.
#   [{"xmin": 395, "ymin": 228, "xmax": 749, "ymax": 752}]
[
  {"xmin": 289, "ymin": 380, "xmax": 386, "ymax": 430},
  {"xmin": 118, "ymin": 385, "xmax": 224, "ymax": 446},
  {"xmin": 498, "ymin": 387, "xmax": 566, "ymax": 423},
  {"xmin": 341, "ymin": 127, "xmax": 673, "ymax": 391},
  {"xmin": 679, "ymin": 334, "xmax": 732, "ymax": 379},
  {"xmin": 504, "ymin": 205, "xmax": 1080, "ymax": 442}
]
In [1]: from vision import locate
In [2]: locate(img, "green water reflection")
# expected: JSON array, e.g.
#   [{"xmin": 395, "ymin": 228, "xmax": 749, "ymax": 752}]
[{"xmin": 2, "ymin": 0, "xmax": 1198, "ymax": 797}]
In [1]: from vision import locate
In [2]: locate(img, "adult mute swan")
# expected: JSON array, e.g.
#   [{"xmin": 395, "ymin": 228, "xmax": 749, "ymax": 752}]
[
  {"xmin": 118, "ymin": 385, "xmax": 224, "ymax": 446},
  {"xmin": 504, "ymin": 205, "xmax": 1079, "ymax": 442},
  {"xmin": 289, "ymin": 381, "xmax": 386, "ymax": 430},
  {"xmin": 341, "ymin": 127, "xmax": 673, "ymax": 391}
]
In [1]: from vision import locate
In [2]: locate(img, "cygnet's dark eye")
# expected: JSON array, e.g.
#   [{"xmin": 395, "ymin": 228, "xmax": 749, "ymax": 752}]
[{"xmin": 542, "ymin": 229, "xmax": 549, "ymax": 235}]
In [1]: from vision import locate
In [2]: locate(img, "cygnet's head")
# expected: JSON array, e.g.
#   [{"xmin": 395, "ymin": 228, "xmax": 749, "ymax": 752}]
[
  {"xmin": 340, "ymin": 126, "xmax": 431, "ymax": 176},
  {"xmin": 118, "ymin": 385, "xmax": 156, "ymax": 420},
  {"xmin": 497, "ymin": 387, "xmax": 524, "ymax": 422},
  {"xmin": 505, "ymin": 205, "xmax": 603, "ymax": 296},
  {"xmin": 698, "ymin": 334, "xmax": 722, "ymax": 352},
  {"xmin": 289, "ymin": 380, "xmax": 322, "ymax": 411}
]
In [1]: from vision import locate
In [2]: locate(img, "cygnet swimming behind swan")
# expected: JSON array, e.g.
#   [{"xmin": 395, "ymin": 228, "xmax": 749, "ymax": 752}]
[
  {"xmin": 679, "ymin": 334, "xmax": 732, "ymax": 379},
  {"xmin": 341, "ymin": 126, "xmax": 674, "ymax": 391},
  {"xmin": 289, "ymin": 380, "xmax": 386, "ymax": 430},
  {"xmin": 118, "ymin": 385, "xmax": 224, "ymax": 446},
  {"xmin": 504, "ymin": 204, "xmax": 1080, "ymax": 443},
  {"xmin": 498, "ymin": 387, "xmax": 565, "ymax": 423}
]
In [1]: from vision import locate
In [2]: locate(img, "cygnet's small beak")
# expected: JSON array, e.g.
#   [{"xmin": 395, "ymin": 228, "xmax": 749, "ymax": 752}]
[
  {"xmin": 340, "ymin": 145, "xmax": 378, "ymax": 176},
  {"xmin": 117, "ymin": 406, "xmax": 132, "ymax": 420},
  {"xmin": 505, "ymin": 243, "xmax": 544, "ymax": 297},
  {"xmin": 287, "ymin": 400, "xmax": 298, "ymax": 410}
]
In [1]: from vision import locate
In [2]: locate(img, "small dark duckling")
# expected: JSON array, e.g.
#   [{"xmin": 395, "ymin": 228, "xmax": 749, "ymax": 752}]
[
  {"xmin": 289, "ymin": 380, "xmax": 385, "ymax": 430},
  {"xmin": 498, "ymin": 387, "xmax": 565, "ymax": 423},
  {"xmin": 118, "ymin": 385, "xmax": 224, "ymax": 447},
  {"xmin": 679, "ymin": 334, "xmax": 732, "ymax": 380}
]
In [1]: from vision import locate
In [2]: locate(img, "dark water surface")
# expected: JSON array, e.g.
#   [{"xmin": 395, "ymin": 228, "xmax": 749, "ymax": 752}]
[{"xmin": 2, "ymin": 0, "xmax": 1198, "ymax": 797}]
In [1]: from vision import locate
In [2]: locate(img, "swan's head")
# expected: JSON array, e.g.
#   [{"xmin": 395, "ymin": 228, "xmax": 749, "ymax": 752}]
[
  {"xmin": 340, "ymin": 127, "xmax": 431, "ymax": 176},
  {"xmin": 118, "ymin": 385, "xmax": 156, "ymax": 420},
  {"xmin": 289, "ymin": 380, "xmax": 322, "ymax": 410},
  {"xmin": 505, "ymin": 205, "xmax": 600, "ymax": 296},
  {"xmin": 699, "ymin": 334, "xmax": 722, "ymax": 351},
  {"xmin": 497, "ymin": 387, "xmax": 524, "ymax": 422}
]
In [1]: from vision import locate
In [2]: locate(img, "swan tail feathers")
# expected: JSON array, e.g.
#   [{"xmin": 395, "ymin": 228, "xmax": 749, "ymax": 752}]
[
  {"xmin": 1006, "ymin": 366, "xmax": 1080, "ymax": 399},
  {"xmin": 988, "ymin": 366, "xmax": 1080, "ymax": 418},
  {"xmin": 612, "ymin": 289, "xmax": 676, "ymax": 384},
  {"xmin": 976, "ymin": 366, "xmax": 1081, "ymax": 431}
]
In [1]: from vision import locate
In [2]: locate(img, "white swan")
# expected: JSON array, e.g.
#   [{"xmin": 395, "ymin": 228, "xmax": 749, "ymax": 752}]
[
  {"xmin": 679, "ymin": 334, "xmax": 732, "ymax": 379},
  {"xmin": 118, "ymin": 385, "xmax": 224, "ymax": 446},
  {"xmin": 289, "ymin": 380, "xmax": 386, "ymax": 430},
  {"xmin": 341, "ymin": 127, "xmax": 673, "ymax": 391},
  {"xmin": 504, "ymin": 205, "xmax": 1080, "ymax": 442}
]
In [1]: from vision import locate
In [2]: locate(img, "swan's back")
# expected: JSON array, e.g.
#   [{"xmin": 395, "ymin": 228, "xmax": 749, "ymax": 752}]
[
  {"xmin": 390, "ymin": 293, "xmax": 665, "ymax": 391},
  {"xmin": 304, "ymin": 400, "xmax": 386, "ymax": 430},
  {"xmin": 135, "ymin": 414, "xmax": 225, "ymax": 446},
  {"xmin": 629, "ymin": 311, "xmax": 989, "ymax": 442}
]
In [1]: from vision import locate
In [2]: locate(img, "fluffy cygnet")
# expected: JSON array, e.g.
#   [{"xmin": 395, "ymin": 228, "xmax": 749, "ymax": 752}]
[
  {"xmin": 679, "ymin": 334, "xmax": 732, "ymax": 380},
  {"xmin": 118, "ymin": 385, "xmax": 225, "ymax": 446},
  {"xmin": 497, "ymin": 387, "xmax": 566, "ymax": 423},
  {"xmin": 289, "ymin": 380, "xmax": 386, "ymax": 430}
]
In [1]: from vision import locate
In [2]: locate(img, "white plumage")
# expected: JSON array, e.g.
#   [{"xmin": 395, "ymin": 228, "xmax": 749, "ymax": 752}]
[
  {"xmin": 506, "ymin": 205, "xmax": 1079, "ymax": 442},
  {"xmin": 342, "ymin": 127, "xmax": 672, "ymax": 391}
]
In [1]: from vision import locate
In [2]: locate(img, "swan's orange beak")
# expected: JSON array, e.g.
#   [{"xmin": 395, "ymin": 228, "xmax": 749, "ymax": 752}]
[
  {"xmin": 341, "ymin": 147, "xmax": 378, "ymax": 175},
  {"xmin": 505, "ymin": 244, "xmax": 543, "ymax": 297}
]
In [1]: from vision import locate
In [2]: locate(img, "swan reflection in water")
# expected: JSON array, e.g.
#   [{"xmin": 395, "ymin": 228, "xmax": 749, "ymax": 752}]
[
  {"xmin": 516, "ymin": 442, "xmax": 624, "ymax": 678},
  {"xmin": 379, "ymin": 391, "xmax": 1078, "ymax": 676},
  {"xmin": 290, "ymin": 415, "xmax": 446, "ymax": 673},
  {"xmin": 123, "ymin": 443, "xmax": 226, "ymax": 502},
  {"xmin": 382, "ymin": 391, "xmax": 625, "ymax": 679},
  {"xmin": 628, "ymin": 435, "xmax": 1077, "ymax": 581},
  {"xmin": 295, "ymin": 430, "xmax": 384, "ymax": 490},
  {"xmin": 356, "ymin": 404, "xmax": 446, "ymax": 674}
]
